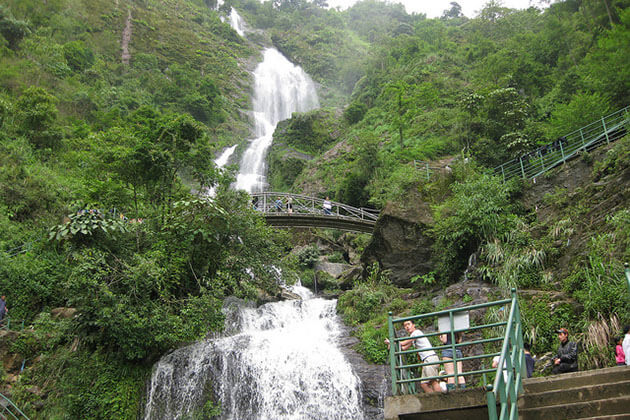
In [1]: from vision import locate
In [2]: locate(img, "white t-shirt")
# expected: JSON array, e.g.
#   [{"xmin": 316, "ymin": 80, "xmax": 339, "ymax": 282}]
[
  {"xmin": 623, "ymin": 334, "xmax": 630, "ymax": 366},
  {"xmin": 410, "ymin": 329, "xmax": 437, "ymax": 361},
  {"xmin": 493, "ymin": 355, "xmax": 509, "ymax": 383}
]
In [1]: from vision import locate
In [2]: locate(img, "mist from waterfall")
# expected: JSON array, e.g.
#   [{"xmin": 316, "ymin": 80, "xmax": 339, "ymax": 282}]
[
  {"xmin": 143, "ymin": 286, "xmax": 365, "ymax": 420},
  {"xmin": 235, "ymin": 48, "xmax": 319, "ymax": 193}
]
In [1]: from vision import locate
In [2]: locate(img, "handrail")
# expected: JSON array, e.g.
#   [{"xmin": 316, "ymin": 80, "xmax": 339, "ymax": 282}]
[
  {"xmin": 494, "ymin": 106, "xmax": 629, "ymax": 183},
  {"xmin": 0, "ymin": 392, "xmax": 31, "ymax": 420},
  {"xmin": 250, "ymin": 192, "xmax": 380, "ymax": 222},
  {"xmin": 485, "ymin": 289, "xmax": 525, "ymax": 420},
  {"xmin": 387, "ymin": 290, "xmax": 523, "ymax": 403},
  {"xmin": 0, "ymin": 318, "xmax": 26, "ymax": 331}
]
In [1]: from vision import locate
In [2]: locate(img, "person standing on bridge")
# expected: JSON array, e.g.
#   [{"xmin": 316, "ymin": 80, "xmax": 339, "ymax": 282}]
[
  {"xmin": 323, "ymin": 197, "xmax": 332, "ymax": 215},
  {"xmin": 385, "ymin": 320, "xmax": 441, "ymax": 393},
  {"xmin": 286, "ymin": 196, "xmax": 293, "ymax": 214},
  {"xmin": 274, "ymin": 198, "xmax": 283, "ymax": 212}
]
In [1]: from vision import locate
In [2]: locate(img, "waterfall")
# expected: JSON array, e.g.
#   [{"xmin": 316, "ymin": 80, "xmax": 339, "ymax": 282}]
[
  {"xmin": 143, "ymin": 286, "xmax": 365, "ymax": 420},
  {"xmin": 206, "ymin": 145, "xmax": 238, "ymax": 197},
  {"xmin": 235, "ymin": 48, "xmax": 319, "ymax": 193}
]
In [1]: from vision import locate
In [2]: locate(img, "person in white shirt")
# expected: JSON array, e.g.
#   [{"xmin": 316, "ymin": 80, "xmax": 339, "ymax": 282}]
[
  {"xmin": 385, "ymin": 320, "xmax": 441, "ymax": 393},
  {"xmin": 623, "ymin": 325, "xmax": 630, "ymax": 366}
]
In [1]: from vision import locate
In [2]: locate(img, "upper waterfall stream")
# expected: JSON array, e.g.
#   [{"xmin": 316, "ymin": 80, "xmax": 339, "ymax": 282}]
[
  {"xmin": 235, "ymin": 48, "xmax": 319, "ymax": 193},
  {"xmin": 143, "ymin": 286, "xmax": 365, "ymax": 420}
]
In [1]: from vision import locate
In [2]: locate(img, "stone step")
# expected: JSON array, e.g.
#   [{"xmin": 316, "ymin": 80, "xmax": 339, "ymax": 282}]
[
  {"xmin": 523, "ymin": 366, "xmax": 630, "ymax": 394},
  {"xmin": 519, "ymin": 379, "xmax": 630, "ymax": 409},
  {"xmin": 573, "ymin": 415, "xmax": 630, "ymax": 420},
  {"xmin": 519, "ymin": 395, "xmax": 630, "ymax": 420}
]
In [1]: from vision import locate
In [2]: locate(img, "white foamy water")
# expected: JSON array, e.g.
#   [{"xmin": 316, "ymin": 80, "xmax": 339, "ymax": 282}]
[
  {"xmin": 235, "ymin": 48, "xmax": 319, "ymax": 193},
  {"xmin": 143, "ymin": 286, "xmax": 364, "ymax": 420}
]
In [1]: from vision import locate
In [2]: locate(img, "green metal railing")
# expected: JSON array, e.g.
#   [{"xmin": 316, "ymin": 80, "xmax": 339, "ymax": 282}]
[
  {"xmin": 0, "ymin": 392, "xmax": 30, "ymax": 420},
  {"xmin": 494, "ymin": 106, "xmax": 629, "ymax": 183},
  {"xmin": 0, "ymin": 318, "xmax": 26, "ymax": 332},
  {"xmin": 413, "ymin": 160, "xmax": 442, "ymax": 181},
  {"xmin": 485, "ymin": 289, "xmax": 525, "ymax": 420},
  {"xmin": 387, "ymin": 289, "xmax": 525, "ymax": 420}
]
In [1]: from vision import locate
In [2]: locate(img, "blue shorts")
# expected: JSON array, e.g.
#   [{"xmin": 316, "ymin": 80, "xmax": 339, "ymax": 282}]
[{"xmin": 442, "ymin": 349, "xmax": 463, "ymax": 359}]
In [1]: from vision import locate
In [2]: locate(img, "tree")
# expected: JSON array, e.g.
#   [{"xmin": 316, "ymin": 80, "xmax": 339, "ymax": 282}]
[
  {"xmin": 385, "ymin": 81, "xmax": 412, "ymax": 148},
  {"xmin": 442, "ymin": 2, "xmax": 463, "ymax": 19},
  {"xmin": 14, "ymin": 86, "xmax": 62, "ymax": 148},
  {"xmin": 0, "ymin": 6, "xmax": 30, "ymax": 49}
]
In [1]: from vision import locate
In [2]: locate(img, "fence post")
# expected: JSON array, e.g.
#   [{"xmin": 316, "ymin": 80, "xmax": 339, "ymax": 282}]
[
  {"xmin": 388, "ymin": 312, "xmax": 399, "ymax": 395},
  {"xmin": 500, "ymin": 165, "xmax": 505, "ymax": 183},
  {"xmin": 519, "ymin": 157, "xmax": 526, "ymax": 179},
  {"xmin": 579, "ymin": 128, "xmax": 586, "ymax": 150},
  {"xmin": 425, "ymin": 162, "xmax": 430, "ymax": 181},
  {"xmin": 559, "ymin": 139, "xmax": 566, "ymax": 164},
  {"xmin": 625, "ymin": 263, "xmax": 630, "ymax": 296},
  {"xmin": 602, "ymin": 117, "xmax": 610, "ymax": 144}
]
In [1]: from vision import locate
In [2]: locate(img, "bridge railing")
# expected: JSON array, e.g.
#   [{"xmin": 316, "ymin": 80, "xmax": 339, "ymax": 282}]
[
  {"xmin": 387, "ymin": 289, "xmax": 525, "ymax": 420},
  {"xmin": 494, "ymin": 106, "xmax": 629, "ymax": 182},
  {"xmin": 250, "ymin": 192, "xmax": 379, "ymax": 222}
]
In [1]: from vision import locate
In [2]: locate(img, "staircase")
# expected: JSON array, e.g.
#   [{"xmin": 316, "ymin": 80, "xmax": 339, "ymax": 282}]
[{"xmin": 518, "ymin": 366, "xmax": 630, "ymax": 420}]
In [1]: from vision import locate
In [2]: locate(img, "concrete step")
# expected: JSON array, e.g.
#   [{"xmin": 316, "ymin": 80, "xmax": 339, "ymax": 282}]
[
  {"xmin": 573, "ymin": 415, "xmax": 630, "ymax": 420},
  {"xmin": 523, "ymin": 366, "xmax": 630, "ymax": 394},
  {"xmin": 519, "ymin": 395, "xmax": 630, "ymax": 420},
  {"xmin": 519, "ymin": 379, "xmax": 630, "ymax": 409}
]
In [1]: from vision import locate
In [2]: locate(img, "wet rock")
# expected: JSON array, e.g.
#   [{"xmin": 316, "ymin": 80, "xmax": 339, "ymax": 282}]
[
  {"xmin": 362, "ymin": 192, "xmax": 434, "ymax": 287},
  {"xmin": 336, "ymin": 323, "xmax": 389, "ymax": 420},
  {"xmin": 51, "ymin": 307, "xmax": 77, "ymax": 319},
  {"xmin": 314, "ymin": 261, "xmax": 352, "ymax": 279}
]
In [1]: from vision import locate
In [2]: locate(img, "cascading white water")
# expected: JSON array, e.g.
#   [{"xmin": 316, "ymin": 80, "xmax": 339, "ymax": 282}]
[
  {"xmin": 206, "ymin": 145, "xmax": 238, "ymax": 197},
  {"xmin": 143, "ymin": 286, "xmax": 365, "ymax": 420},
  {"xmin": 235, "ymin": 48, "xmax": 319, "ymax": 193}
]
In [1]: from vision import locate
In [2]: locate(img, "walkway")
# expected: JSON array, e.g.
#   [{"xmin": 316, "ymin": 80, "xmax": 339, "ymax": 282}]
[
  {"xmin": 250, "ymin": 192, "xmax": 379, "ymax": 233},
  {"xmin": 494, "ymin": 106, "xmax": 629, "ymax": 182}
]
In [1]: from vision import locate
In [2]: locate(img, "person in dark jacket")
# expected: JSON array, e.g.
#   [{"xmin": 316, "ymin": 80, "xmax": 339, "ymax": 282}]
[{"xmin": 552, "ymin": 328, "xmax": 578, "ymax": 374}]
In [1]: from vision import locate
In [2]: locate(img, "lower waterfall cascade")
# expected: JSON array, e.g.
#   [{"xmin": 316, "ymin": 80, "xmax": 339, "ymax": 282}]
[{"xmin": 143, "ymin": 285, "xmax": 366, "ymax": 420}]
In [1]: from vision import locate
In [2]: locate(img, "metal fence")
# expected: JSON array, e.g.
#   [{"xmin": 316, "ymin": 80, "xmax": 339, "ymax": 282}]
[
  {"xmin": 494, "ymin": 106, "xmax": 629, "ymax": 182},
  {"xmin": 387, "ymin": 289, "xmax": 525, "ymax": 420}
]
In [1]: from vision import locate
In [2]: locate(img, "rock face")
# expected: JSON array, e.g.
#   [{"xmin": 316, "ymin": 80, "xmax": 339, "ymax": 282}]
[
  {"xmin": 362, "ymin": 191, "xmax": 435, "ymax": 287},
  {"xmin": 336, "ymin": 323, "xmax": 390, "ymax": 420}
]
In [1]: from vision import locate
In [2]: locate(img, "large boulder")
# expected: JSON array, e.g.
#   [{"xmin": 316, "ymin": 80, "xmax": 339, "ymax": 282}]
[{"xmin": 362, "ymin": 190, "xmax": 434, "ymax": 287}]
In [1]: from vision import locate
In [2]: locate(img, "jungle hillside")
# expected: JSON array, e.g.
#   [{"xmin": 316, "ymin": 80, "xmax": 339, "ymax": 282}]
[{"xmin": 0, "ymin": 0, "xmax": 629, "ymax": 418}]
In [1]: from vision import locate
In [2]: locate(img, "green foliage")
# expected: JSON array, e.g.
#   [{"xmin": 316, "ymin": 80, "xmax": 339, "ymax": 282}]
[
  {"xmin": 296, "ymin": 245, "xmax": 320, "ymax": 268},
  {"xmin": 63, "ymin": 40, "xmax": 94, "ymax": 72},
  {"xmin": 343, "ymin": 101, "xmax": 367, "ymax": 125},
  {"xmin": 432, "ymin": 173, "xmax": 519, "ymax": 282},
  {"xmin": 0, "ymin": 5, "xmax": 30, "ymax": 49},
  {"xmin": 14, "ymin": 86, "xmax": 62, "ymax": 149},
  {"xmin": 48, "ymin": 209, "xmax": 128, "ymax": 242}
]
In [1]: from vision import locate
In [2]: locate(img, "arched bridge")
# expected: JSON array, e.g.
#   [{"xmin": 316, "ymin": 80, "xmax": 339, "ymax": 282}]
[{"xmin": 251, "ymin": 192, "xmax": 380, "ymax": 233}]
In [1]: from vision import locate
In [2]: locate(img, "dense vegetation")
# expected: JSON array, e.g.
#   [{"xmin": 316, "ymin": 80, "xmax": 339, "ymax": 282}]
[{"xmin": 0, "ymin": 0, "xmax": 628, "ymax": 417}]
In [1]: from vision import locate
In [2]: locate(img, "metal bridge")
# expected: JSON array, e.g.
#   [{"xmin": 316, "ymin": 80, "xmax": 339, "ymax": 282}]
[{"xmin": 250, "ymin": 192, "xmax": 379, "ymax": 233}]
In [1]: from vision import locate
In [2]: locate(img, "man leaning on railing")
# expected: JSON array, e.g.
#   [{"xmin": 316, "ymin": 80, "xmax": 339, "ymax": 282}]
[{"xmin": 385, "ymin": 320, "xmax": 441, "ymax": 393}]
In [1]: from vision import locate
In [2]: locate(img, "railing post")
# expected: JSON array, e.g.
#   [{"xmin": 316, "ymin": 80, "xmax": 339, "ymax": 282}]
[
  {"xmin": 448, "ymin": 311, "xmax": 459, "ymax": 387},
  {"xmin": 519, "ymin": 157, "xmax": 526, "ymax": 179},
  {"xmin": 537, "ymin": 150, "xmax": 545, "ymax": 171},
  {"xmin": 500, "ymin": 165, "xmax": 505, "ymax": 183},
  {"xmin": 425, "ymin": 162, "xmax": 430, "ymax": 181},
  {"xmin": 486, "ymin": 384, "xmax": 498, "ymax": 420},
  {"xmin": 625, "ymin": 263, "xmax": 630, "ymax": 296},
  {"xmin": 602, "ymin": 116, "xmax": 610, "ymax": 144},
  {"xmin": 579, "ymin": 128, "xmax": 586, "ymax": 150},
  {"xmin": 388, "ymin": 312, "xmax": 399, "ymax": 396},
  {"xmin": 559, "ymin": 139, "xmax": 566, "ymax": 164}
]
